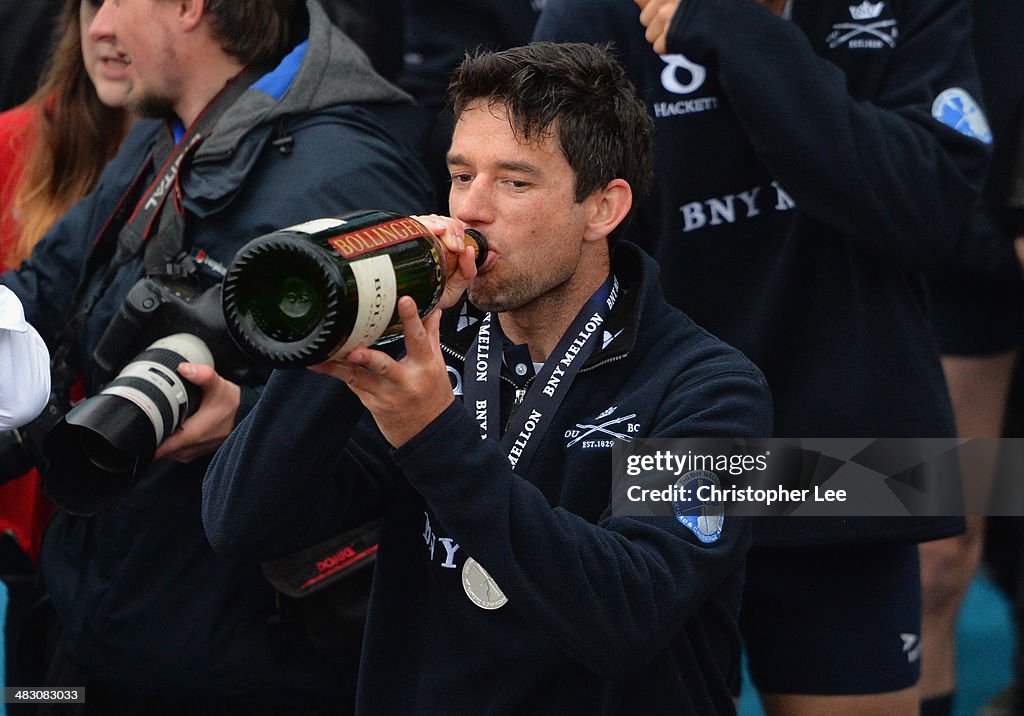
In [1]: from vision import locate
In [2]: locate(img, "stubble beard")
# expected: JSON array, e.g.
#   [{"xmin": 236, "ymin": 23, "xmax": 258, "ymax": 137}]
[
  {"xmin": 468, "ymin": 268, "xmax": 570, "ymax": 317},
  {"xmin": 468, "ymin": 281, "xmax": 517, "ymax": 314},
  {"xmin": 132, "ymin": 92, "xmax": 178, "ymax": 122}
]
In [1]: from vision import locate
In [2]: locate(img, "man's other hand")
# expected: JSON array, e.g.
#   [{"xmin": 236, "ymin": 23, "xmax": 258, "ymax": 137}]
[{"xmin": 310, "ymin": 296, "xmax": 454, "ymax": 448}]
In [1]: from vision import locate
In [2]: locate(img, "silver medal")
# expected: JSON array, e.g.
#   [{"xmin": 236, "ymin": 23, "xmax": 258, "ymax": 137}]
[{"xmin": 462, "ymin": 557, "xmax": 508, "ymax": 610}]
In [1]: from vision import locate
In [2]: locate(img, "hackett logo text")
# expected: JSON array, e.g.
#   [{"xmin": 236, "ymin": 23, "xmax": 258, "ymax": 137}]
[
  {"xmin": 680, "ymin": 182, "xmax": 796, "ymax": 233},
  {"xmin": 329, "ymin": 217, "xmax": 427, "ymax": 259},
  {"xmin": 652, "ymin": 54, "xmax": 718, "ymax": 119},
  {"xmin": 653, "ymin": 97, "xmax": 719, "ymax": 119}
]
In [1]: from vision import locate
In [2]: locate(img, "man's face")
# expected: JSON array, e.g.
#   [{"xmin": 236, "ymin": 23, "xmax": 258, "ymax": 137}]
[
  {"xmin": 447, "ymin": 101, "xmax": 592, "ymax": 313},
  {"xmin": 89, "ymin": 0, "xmax": 183, "ymax": 119}
]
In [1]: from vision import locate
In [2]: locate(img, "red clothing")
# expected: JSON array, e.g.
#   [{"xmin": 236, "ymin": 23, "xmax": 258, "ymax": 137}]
[
  {"xmin": 0, "ymin": 102, "xmax": 53, "ymax": 563},
  {"xmin": 0, "ymin": 104, "xmax": 35, "ymax": 260}
]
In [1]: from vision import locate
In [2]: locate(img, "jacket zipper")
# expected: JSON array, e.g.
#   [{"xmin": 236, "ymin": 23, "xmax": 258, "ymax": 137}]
[
  {"xmin": 440, "ymin": 343, "xmax": 519, "ymax": 390},
  {"xmin": 579, "ymin": 352, "xmax": 629, "ymax": 374},
  {"xmin": 511, "ymin": 388, "xmax": 528, "ymax": 413},
  {"xmin": 444, "ymin": 341, "xmax": 628, "ymax": 380}
]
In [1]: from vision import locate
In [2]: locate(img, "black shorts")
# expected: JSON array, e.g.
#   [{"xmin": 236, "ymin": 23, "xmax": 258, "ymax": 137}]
[
  {"xmin": 927, "ymin": 224, "xmax": 1024, "ymax": 356},
  {"xmin": 929, "ymin": 274, "xmax": 1024, "ymax": 356},
  {"xmin": 740, "ymin": 543, "xmax": 921, "ymax": 695}
]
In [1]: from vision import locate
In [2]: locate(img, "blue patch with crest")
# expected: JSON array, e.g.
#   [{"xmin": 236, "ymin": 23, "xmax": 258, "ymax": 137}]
[
  {"xmin": 673, "ymin": 470, "xmax": 724, "ymax": 544},
  {"xmin": 932, "ymin": 88, "xmax": 993, "ymax": 144}
]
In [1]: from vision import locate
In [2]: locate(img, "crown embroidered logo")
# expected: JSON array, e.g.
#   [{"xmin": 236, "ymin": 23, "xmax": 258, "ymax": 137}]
[{"xmin": 849, "ymin": 1, "xmax": 884, "ymax": 19}]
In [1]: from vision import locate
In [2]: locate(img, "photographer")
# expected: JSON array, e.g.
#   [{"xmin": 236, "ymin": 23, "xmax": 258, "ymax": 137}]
[
  {"xmin": 1, "ymin": 0, "xmax": 431, "ymax": 711},
  {"xmin": 0, "ymin": 286, "xmax": 48, "ymax": 431}
]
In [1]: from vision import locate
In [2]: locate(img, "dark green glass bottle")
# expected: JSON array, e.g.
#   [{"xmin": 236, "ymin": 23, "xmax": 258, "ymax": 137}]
[{"xmin": 222, "ymin": 209, "xmax": 488, "ymax": 367}]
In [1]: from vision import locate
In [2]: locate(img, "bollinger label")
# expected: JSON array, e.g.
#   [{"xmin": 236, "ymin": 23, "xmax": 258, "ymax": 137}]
[
  {"xmin": 328, "ymin": 217, "xmax": 431, "ymax": 260},
  {"xmin": 330, "ymin": 255, "xmax": 398, "ymax": 357},
  {"xmin": 284, "ymin": 217, "xmax": 347, "ymax": 235}
]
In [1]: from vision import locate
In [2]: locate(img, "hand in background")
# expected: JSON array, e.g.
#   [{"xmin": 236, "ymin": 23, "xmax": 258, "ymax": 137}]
[
  {"xmin": 635, "ymin": 0, "xmax": 681, "ymax": 54},
  {"xmin": 636, "ymin": 0, "xmax": 786, "ymax": 53}
]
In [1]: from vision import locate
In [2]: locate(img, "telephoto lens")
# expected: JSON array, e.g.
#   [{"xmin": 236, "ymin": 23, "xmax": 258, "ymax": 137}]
[{"xmin": 43, "ymin": 333, "xmax": 213, "ymax": 515}]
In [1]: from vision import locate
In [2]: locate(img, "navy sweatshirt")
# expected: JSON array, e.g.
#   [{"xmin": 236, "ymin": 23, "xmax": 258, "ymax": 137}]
[
  {"xmin": 535, "ymin": 0, "xmax": 990, "ymax": 546},
  {"xmin": 204, "ymin": 243, "xmax": 773, "ymax": 714}
]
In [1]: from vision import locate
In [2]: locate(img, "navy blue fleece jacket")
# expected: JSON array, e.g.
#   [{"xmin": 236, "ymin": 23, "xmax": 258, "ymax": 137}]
[{"xmin": 204, "ymin": 242, "xmax": 772, "ymax": 714}]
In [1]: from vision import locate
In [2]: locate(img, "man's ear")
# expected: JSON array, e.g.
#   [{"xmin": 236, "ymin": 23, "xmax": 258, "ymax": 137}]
[
  {"xmin": 582, "ymin": 179, "xmax": 633, "ymax": 243},
  {"xmin": 178, "ymin": 0, "xmax": 205, "ymax": 31}
]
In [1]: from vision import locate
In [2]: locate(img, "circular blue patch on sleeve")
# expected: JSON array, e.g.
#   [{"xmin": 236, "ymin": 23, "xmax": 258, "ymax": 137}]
[
  {"xmin": 672, "ymin": 470, "xmax": 724, "ymax": 544},
  {"xmin": 932, "ymin": 88, "xmax": 993, "ymax": 144}
]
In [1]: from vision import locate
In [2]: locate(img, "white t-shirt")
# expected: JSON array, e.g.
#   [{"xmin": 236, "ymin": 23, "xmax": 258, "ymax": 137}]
[{"xmin": 0, "ymin": 285, "xmax": 50, "ymax": 430}]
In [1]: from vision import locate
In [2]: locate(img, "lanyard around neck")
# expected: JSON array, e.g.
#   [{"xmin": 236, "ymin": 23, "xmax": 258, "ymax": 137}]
[{"xmin": 463, "ymin": 275, "xmax": 619, "ymax": 474}]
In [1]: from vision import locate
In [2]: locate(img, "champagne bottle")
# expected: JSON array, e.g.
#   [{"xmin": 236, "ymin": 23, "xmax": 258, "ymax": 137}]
[{"xmin": 222, "ymin": 209, "xmax": 488, "ymax": 367}]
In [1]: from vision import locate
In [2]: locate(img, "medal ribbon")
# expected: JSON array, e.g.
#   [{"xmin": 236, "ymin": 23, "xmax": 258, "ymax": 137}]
[{"xmin": 463, "ymin": 275, "xmax": 619, "ymax": 474}]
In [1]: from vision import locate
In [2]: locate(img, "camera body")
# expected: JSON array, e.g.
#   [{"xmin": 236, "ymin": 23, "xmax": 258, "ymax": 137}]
[
  {"xmin": 38, "ymin": 276, "xmax": 258, "ymax": 515},
  {"xmin": 93, "ymin": 277, "xmax": 251, "ymax": 385}
]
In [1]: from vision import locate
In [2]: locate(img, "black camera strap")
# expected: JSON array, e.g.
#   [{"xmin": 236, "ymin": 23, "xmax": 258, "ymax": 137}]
[
  {"xmin": 122, "ymin": 67, "xmax": 264, "ymax": 278},
  {"xmin": 80, "ymin": 66, "xmax": 261, "ymax": 283},
  {"xmin": 49, "ymin": 68, "xmax": 261, "ymax": 393}
]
